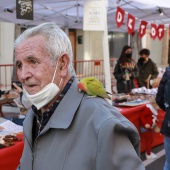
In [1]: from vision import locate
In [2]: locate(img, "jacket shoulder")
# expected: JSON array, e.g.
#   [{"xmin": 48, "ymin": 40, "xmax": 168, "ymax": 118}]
[{"xmin": 80, "ymin": 95, "xmax": 138, "ymax": 133}]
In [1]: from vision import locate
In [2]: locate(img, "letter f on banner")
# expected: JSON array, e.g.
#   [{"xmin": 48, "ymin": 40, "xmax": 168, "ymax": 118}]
[
  {"xmin": 127, "ymin": 14, "xmax": 135, "ymax": 35},
  {"xmin": 115, "ymin": 7, "xmax": 125, "ymax": 28}
]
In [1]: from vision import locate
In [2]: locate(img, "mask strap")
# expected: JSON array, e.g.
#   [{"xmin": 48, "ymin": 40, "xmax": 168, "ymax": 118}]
[
  {"xmin": 51, "ymin": 56, "xmax": 64, "ymax": 88},
  {"xmin": 51, "ymin": 58, "xmax": 59, "ymax": 83},
  {"xmin": 59, "ymin": 78, "xmax": 63, "ymax": 87}
]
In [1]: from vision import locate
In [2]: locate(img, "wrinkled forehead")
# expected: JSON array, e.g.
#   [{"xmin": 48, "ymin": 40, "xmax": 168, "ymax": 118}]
[
  {"xmin": 16, "ymin": 34, "xmax": 45, "ymax": 49},
  {"xmin": 15, "ymin": 35, "xmax": 47, "ymax": 59}
]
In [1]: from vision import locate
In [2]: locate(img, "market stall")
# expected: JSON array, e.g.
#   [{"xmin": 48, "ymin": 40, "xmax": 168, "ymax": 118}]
[
  {"xmin": 119, "ymin": 104, "xmax": 165, "ymax": 153},
  {"xmin": 0, "ymin": 133, "xmax": 24, "ymax": 170}
]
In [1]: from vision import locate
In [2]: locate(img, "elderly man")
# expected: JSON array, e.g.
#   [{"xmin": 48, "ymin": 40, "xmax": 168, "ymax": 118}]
[{"xmin": 14, "ymin": 22, "xmax": 145, "ymax": 170}]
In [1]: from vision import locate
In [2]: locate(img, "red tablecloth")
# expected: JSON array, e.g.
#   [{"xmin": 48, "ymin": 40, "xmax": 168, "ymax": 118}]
[
  {"xmin": 0, "ymin": 133, "xmax": 24, "ymax": 170},
  {"xmin": 119, "ymin": 104, "xmax": 165, "ymax": 153},
  {"xmin": 0, "ymin": 105, "xmax": 165, "ymax": 169}
]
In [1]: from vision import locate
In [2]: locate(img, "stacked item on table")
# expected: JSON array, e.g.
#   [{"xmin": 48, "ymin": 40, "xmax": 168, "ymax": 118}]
[
  {"xmin": 112, "ymin": 93, "xmax": 130, "ymax": 103},
  {"xmin": 131, "ymin": 86, "xmax": 157, "ymax": 95},
  {"xmin": 0, "ymin": 119, "xmax": 23, "ymax": 149},
  {"xmin": 118, "ymin": 98, "xmax": 149, "ymax": 106},
  {"xmin": 112, "ymin": 90, "xmax": 153, "ymax": 106},
  {"xmin": 0, "ymin": 120, "xmax": 23, "ymax": 133},
  {"xmin": 0, "ymin": 132, "xmax": 22, "ymax": 149},
  {"xmin": 112, "ymin": 86, "xmax": 158, "ymax": 106}
]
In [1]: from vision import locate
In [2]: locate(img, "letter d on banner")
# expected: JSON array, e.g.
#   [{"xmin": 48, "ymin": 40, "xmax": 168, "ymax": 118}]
[
  {"xmin": 115, "ymin": 7, "xmax": 125, "ymax": 28},
  {"xmin": 16, "ymin": 0, "xmax": 33, "ymax": 20}
]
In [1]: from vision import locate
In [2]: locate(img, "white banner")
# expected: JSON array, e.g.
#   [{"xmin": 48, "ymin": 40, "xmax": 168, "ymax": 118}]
[{"xmin": 83, "ymin": 0, "xmax": 106, "ymax": 31}]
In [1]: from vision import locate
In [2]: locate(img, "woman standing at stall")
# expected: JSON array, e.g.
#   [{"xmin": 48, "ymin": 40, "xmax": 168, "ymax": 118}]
[{"xmin": 113, "ymin": 45, "xmax": 139, "ymax": 93}]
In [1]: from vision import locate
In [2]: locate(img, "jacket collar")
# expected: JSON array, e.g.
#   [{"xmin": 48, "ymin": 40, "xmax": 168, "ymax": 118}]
[
  {"xmin": 24, "ymin": 78, "xmax": 84, "ymax": 131},
  {"xmin": 45, "ymin": 78, "xmax": 84, "ymax": 129}
]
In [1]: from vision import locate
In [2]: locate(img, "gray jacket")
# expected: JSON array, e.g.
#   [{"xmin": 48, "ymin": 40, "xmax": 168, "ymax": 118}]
[{"xmin": 18, "ymin": 78, "xmax": 145, "ymax": 170}]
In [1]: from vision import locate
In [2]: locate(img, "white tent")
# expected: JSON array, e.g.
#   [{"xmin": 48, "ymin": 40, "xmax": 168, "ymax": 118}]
[
  {"xmin": 1, "ymin": 0, "xmax": 170, "ymax": 97},
  {"xmin": 0, "ymin": 0, "xmax": 170, "ymax": 31}
]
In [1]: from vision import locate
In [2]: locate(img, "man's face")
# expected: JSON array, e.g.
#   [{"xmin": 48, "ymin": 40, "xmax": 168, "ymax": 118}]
[
  {"xmin": 140, "ymin": 54, "xmax": 148, "ymax": 61},
  {"xmin": 15, "ymin": 35, "xmax": 59, "ymax": 95}
]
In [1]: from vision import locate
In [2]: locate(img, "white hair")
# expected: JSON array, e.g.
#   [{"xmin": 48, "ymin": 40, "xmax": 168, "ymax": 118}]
[{"xmin": 14, "ymin": 22, "xmax": 75, "ymax": 75}]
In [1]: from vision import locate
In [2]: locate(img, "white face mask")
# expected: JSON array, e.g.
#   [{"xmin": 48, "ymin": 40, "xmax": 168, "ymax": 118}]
[{"xmin": 23, "ymin": 61, "xmax": 62, "ymax": 110}]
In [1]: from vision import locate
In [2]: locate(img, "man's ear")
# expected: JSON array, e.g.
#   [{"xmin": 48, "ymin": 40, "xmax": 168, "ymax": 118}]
[{"xmin": 59, "ymin": 54, "xmax": 69, "ymax": 78}]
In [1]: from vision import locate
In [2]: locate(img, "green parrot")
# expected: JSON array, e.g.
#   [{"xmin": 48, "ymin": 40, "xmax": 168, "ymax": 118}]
[{"xmin": 77, "ymin": 77, "xmax": 111, "ymax": 100}]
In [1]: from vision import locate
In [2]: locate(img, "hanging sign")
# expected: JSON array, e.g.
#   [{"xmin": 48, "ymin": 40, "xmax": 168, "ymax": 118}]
[
  {"xmin": 115, "ymin": 6, "xmax": 168, "ymax": 40},
  {"xmin": 127, "ymin": 14, "xmax": 135, "ymax": 35},
  {"xmin": 138, "ymin": 20, "xmax": 148, "ymax": 38},
  {"xmin": 115, "ymin": 7, "xmax": 125, "ymax": 28},
  {"xmin": 83, "ymin": 0, "xmax": 106, "ymax": 31},
  {"xmin": 16, "ymin": 0, "xmax": 33, "ymax": 20},
  {"xmin": 157, "ymin": 24, "xmax": 164, "ymax": 40},
  {"xmin": 150, "ymin": 24, "xmax": 157, "ymax": 40}
]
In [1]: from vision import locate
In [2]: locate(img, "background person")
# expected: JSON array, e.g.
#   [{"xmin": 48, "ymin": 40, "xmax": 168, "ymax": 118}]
[
  {"xmin": 13, "ymin": 82, "xmax": 32, "ymax": 111},
  {"xmin": 113, "ymin": 45, "xmax": 139, "ymax": 93},
  {"xmin": 137, "ymin": 48, "xmax": 158, "ymax": 88},
  {"xmin": 14, "ymin": 22, "xmax": 145, "ymax": 170},
  {"xmin": 156, "ymin": 66, "xmax": 170, "ymax": 170},
  {"xmin": 6, "ymin": 82, "xmax": 32, "ymax": 126}
]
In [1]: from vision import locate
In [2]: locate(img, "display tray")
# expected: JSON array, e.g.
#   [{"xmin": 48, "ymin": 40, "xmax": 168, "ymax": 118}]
[{"xmin": 118, "ymin": 99, "xmax": 149, "ymax": 107}]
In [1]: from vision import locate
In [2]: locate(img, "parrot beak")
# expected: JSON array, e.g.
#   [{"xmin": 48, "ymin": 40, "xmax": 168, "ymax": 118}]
[{"xmin": 77, "ymin": 82, "xmax": 87, "ymax": 92}]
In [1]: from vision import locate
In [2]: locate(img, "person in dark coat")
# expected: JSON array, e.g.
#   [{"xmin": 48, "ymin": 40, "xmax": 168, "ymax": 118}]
[
  {"xmin": 113, "ymin": 45, "xmax": 139, "ymax": 93},
  {"xmin": 156, "ymin": 66, "xmax": 170, "ymax": 170},
  {"xmin": 137, "ymin": 48, "xmax": 158, "ymax": 88}
]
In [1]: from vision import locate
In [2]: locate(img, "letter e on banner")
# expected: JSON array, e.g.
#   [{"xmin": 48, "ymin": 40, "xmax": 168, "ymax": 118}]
[
  {"xmin": 157, "ymin": 24, "xmax": 164, "ymax": 40},
  {"xmin": 138, "ymin": 20, "xmax": 148, "ymax": 39},
  {"xmin": 127, "ymin": 14, "xmax": 135, "ymax": 35},
  {"xmin": 150, "ymin": 24, "xmax": 157, "ymax": 40},
  {"xmin": 115, "ymin": 7, "xmax": 125, "ymax": 28}
]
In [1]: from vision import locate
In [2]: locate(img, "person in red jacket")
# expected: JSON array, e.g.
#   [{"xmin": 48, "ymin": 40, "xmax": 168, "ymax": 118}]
[{"xmin": 140, "ymin": 98, "xmax": 160, "ymax": 159}]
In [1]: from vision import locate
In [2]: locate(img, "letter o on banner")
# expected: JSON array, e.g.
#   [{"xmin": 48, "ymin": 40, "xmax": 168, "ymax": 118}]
[
  {"xmin": 157, "ymin": 24, "xmax": 164, "ymax": 40},
  {"xmin": 151, "ymin": 27, "xmax": 156, "ymax": 36},
  {"xmin": 150, "ymin": 24, "xmax": 157, "ymax": 40}
]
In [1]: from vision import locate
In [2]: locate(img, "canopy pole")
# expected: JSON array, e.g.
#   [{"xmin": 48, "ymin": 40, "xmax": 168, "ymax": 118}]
[
  {"xmin": 102, "ymin": 2, "xmax": 112, "ymax": 105},
  {"xmin": 128, "ymin": 34, "xmax": 131, "ymax": 46}
]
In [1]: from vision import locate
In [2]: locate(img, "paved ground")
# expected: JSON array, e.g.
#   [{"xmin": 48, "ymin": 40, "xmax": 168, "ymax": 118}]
[
  {"xmin": 1, "ymin": 105, "xmax": 166, "ymax": 170},
  {"xmin": 141, "ymin": 144, "xmax": 165, "ymax": 170}
]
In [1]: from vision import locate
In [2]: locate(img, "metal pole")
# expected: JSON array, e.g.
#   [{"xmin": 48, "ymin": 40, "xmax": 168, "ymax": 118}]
[{"xmin": 102, "ymin": 1, "xmax": 112, "ymax": 104}]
